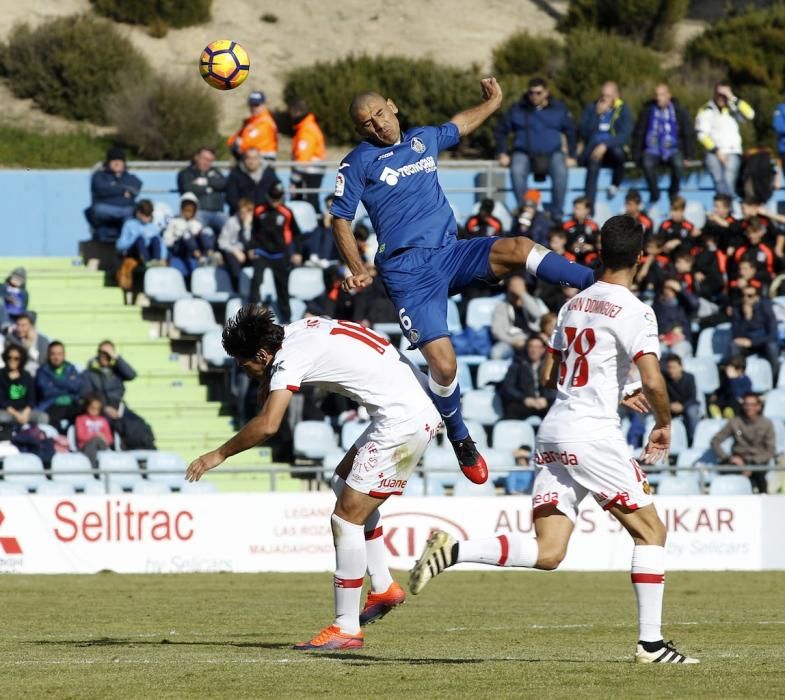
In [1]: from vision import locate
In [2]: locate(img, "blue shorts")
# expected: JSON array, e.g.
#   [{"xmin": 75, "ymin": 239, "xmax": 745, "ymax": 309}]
[{"xmin": 379, "ymin": 236, "xmax": 498, "ymax": 348}]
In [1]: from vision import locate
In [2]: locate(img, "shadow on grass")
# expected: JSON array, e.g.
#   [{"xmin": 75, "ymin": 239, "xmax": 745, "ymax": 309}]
[{"xmin": 31, "ymin": 638, "xmax": 293, "ymax": 650}]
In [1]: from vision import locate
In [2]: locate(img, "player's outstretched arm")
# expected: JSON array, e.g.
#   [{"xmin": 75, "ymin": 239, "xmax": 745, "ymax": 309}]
[
  {"xmin": 334, "ymin": 217, "xmax": 373, "ymax": 291},
  {"xmin": 185, "ymin": 390, "xmax": 293, "ymax": 481},
  {"xmin": 450, "ymin": 77, "xmax": 503, "ymax": 137},
  {"xmin": 636, "ymin": 353, "xmax": 671, "ymax": 465}
]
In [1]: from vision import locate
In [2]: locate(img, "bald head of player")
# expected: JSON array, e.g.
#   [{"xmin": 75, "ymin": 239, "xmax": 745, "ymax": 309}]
[{"xmin": 349, "ymin": 91, "xmax": 401, "ymax": 146}]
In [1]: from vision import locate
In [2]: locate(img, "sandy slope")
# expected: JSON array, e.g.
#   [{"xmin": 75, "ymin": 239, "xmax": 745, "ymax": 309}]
[{"xmin": 0, "ymin": 0, "xmax": 558, "ymax": 135}]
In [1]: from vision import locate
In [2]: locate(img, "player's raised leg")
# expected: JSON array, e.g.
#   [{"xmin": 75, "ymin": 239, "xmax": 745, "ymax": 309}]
[{"xmin": 489, "ymin": 235, "xmax": 595, "ymax": 290}]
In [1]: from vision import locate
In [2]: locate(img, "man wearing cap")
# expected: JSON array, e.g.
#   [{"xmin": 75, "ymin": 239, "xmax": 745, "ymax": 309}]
[
  {"xmin": 227, "ymin": 91, "xmax": 279, "ymax": 161},
  {"xmin": 85, "ymin": 147, "xmax": 143, "ymax": 241},
  {"xmin": 510, "ymin": 189, "xmax": 551, "ymax": 244}
]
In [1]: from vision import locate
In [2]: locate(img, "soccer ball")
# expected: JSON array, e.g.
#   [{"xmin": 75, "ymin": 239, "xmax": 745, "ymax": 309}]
[{"xmin": 199, "ymin": 40, "xmax": 250, "ymax": 90}]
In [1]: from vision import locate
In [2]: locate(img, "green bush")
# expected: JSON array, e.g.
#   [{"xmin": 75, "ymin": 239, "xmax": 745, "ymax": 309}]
[
  {"xmin": 90, "ymin": 0, "xmax": 211, "ymax": 30},
  {"xmin": 0, "ymin": 125, "xmax": 116, "ymax": 168},
  {"xmin": 491, "ymin": 31, "xmax": 563, "ymax": 80},
  {"xmin": 0, "ymin": 15, "xmax": 149, "ymax": 124},
  {"xmin": 106, "ymin": 75, "xmax": 220, "ymax": 159},
  {"xmin": 559, "ymin": 0, "xmax": 688, "ymax": 49}
]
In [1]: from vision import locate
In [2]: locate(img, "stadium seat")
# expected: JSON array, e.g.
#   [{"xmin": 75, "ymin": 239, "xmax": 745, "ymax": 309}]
[
  {"xmin": 287, "ymin": 200, "xmax": 319, "ymax": 234},
  {"xmin": 464, "ymin": 420, "xmax": 488, "ymax": 449},
  {"xmin": 225, "ymin": 296, "xmax": 243, "ymax": 321},
  {"xmin": 592, "ymin": 200, "xmax": 613, "ymax": 227},
  {"xmin": 290, "ymin": 298, "xmax": 307, "ymax": 321},
  {"xmin": 745, "ymin": 356, "xmax": 773, "ymax": 393},
  {"xmin": 773, "ymin": 419, "xmax": 785, "ymax": 455},
  {"xmin": 50, "ymin": 452, "xmax": 97, "ymax": 490},
  {"xmin": 97, "ymin": 451, "xmax": 143, "ymax": 490},
  {"xmin": 36, "ymin": 481, "xmax": 76, "ymax": 496},
  {"xmin": 656, "ymin": 475, "xmax": 702, "ymax": 496},
  {"xmin": 146, "ymin": 452, "xmax": 187, "ymax": 487},
  {"xmin": 320, "ymin": 447, "xmax": 346, "ymax": 481},
  {"xmin": 180, "ymin": 480, "xmax": 218, "ymax": 494},
  {"xmin": 763, "ymin": 389, "xmax": 785, "ymax": 420},
  {"xmin": 644, "ymin": 416, "xmax": 688, "ymax": 456},
  {"xmin": 0, "ymin": 483, "xmax": 28, "ymax": 496},
  {"xmin": 190, "ymin": 266, "xmax": 234, "ymax": 303},
  {"xmin": 452, "ymin": 478, "xmax": 496, "ymax": 497},
  {"xmin": 492, "ymin": 420, "xmax": 536, "ymax": 451},
  {"xmin": 685, "ymin": 201, "xmax": 706, "ymax": 229},
  {"xmin": 341, "ymin": 421, "xmax": 370, "ymax": 451},
  {"xmin": 144, "ymin": 267, "xmax": 191, "ymax": 304},
  {"xmin": 422, "ymin": 445, "xmax": 458, "ymax": 487},
  {"xmin": 505, "ymin": 470, "xmax": 534, "ymax": 494},
  {"xmin": 476, "ymin": 359, "xmax": 511, "ymax": 390},
  {"xmin": 691, "ymin": 418, "xmax": 729, "ymax": 451},
  {"xmin": 457, "ymin": 360, "xmax": 474, "ymax": 392},
  {"xmin": 676, "ymin": 447, "xmax": 708, "ymax": 468},
  {"xmin": 82, "ymin": 481, "xmax": 108, "ymax": 495},
  {"xmin": 66, "ymin": 424, "xmax": 121, "ymax": 453},
  {"xmin": 446, "ymin": 298, "xmax": 462, "ymax": 333},
  {"xmin": 294, "ymin": 421, "xmax": 337, "ymax": 459},
  {"xmin": 132, "ymin": 481, "xmax": 172, "ymax": 495},
  {"xmin": 483, "ymin": 448, "xmax": 515, "ymax": 483},
  {"xmin": 466, "ymin": 297, "xmax": 500, "ymax": 330},
  {"xmin": 682, "ymin": 356, "xmax": 720, "ymax": 395},
  {"xmin": 403, "ymin": 475, "xmax": 446, "ymax": 497},
  {"xmin": 201, "ymin": 329, "xmax": 231, "ymax": 368},
  {"xmin": 2, "ymin": 453, "xmax": 46, "ymax": 489},
  {"xmin": 695, "ymin": 323, "xmax": 731, "ymax": 362},
  {"xmin": 173, "ymin": 298, "xmax": 221, "ymax": 336},
  {"xmin": 461, "ymin": 390, "xmax": 503, "ymax": 426},
  {"xmin": 288, "ymin": 267, "xmax": 325, "ymax": 301},
  {"xmin": 708, "ymin": 474, "xmax": 753, "ymax": 496}
]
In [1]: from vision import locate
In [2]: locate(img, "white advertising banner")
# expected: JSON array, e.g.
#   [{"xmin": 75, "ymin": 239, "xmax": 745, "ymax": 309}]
[{"xmin": 0, "ymin": 494, "xmax": 780, "ymax": 574}]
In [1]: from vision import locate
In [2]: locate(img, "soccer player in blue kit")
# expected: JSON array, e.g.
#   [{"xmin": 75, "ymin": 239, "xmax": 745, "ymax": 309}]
[{"xmin": 331, "ymin": 77, "xmax": 594, "ymax": 484}]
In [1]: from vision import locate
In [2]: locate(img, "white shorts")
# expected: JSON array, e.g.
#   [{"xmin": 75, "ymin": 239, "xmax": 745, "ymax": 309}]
[
  {"xmin": 532, "ymin": 435, "xmax": 653, "ymax": 523},
  {"xmin": 345, "ymin": 404, "xmax": 441, "ymax": 498}
]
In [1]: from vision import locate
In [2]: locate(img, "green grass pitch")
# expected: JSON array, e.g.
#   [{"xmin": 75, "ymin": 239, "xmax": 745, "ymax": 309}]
[{"xmin": 3, "ymin": 571, "xmax": 784, "ymax": 698}]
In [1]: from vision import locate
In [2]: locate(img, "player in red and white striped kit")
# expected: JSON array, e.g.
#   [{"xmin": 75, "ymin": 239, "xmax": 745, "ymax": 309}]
[
  {"xmin": 410, "ymin": 215, "xmax": 699, "ymax": 664},
  {"xmin": 186, "ymin": 304, "xmax": 441, "ymax": 651}
]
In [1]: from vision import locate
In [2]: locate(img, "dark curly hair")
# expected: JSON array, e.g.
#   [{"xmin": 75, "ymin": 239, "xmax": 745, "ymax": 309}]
[
  {"xmin": 600, "ymin": 215, "xmax": 643, "ymax": 271},
  {"xmin": 222, "ymin": 303, "xmax": 284, "ymax": 360},
  {"xmin": 2, "ymin": 343, "xmax": 29, "ymax": 367}
]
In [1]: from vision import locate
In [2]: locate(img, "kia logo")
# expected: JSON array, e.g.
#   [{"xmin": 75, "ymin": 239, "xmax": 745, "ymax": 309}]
[{"xmin": 381, "ymin": 512, "xmax": 468, "ymax": 563}]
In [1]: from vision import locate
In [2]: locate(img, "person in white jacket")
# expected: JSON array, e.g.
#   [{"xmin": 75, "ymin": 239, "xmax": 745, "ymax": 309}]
[
  {"xmin": 695, "ymin": 82, "xmax": 755, "ymax": 197},
  {"xmin": 490, "ymin": 274, "xmax": 548, "ymax": 359},
  {"xmin": 163, "ymin": 192, "xmax": 218, "ymax": 278}
]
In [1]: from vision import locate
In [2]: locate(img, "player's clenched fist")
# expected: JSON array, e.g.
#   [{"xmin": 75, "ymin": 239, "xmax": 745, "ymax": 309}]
[
  {"xmin": 480, "ymin": 77, "xmax": 503, "ymax": 105},
  {"xmin": 186, "ymin": 449, "xmax": 224, "ymax": 482},
  {"xmin": 341, "ymin": 272, "xmax": 373, "ymax": 292}
]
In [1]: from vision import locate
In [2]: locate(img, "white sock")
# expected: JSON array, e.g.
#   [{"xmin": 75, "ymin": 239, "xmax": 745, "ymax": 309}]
[
  {"xmin": 631, "ymin": 544, "xmax": 665, "ymax": 643},
  {"xmin": 457, "ymin": 534, "xmax": 538, "ymax": 568},
  {"xmin": 524, "ymin": 243, "xmax": 549, "ymax": 275},
  {"xmin": 427, "ymin": 373, "xmax": 459, "ymax": 397},
  {"xmin": 364, "ymin": 509, "xmax": 394, "ymax": 593},
  {"xmin": 331, "ymin": 475, "xmax": 393, "ymax": 593},
  {"xmin": 331, "ymin": 513, "xmax": 365, "ymax": 635}
]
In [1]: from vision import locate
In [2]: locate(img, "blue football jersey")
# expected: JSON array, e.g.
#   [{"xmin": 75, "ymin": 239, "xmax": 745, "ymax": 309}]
[{"xmin": 330, "ymin": 123, "xmax": 460, "ymax": 264}]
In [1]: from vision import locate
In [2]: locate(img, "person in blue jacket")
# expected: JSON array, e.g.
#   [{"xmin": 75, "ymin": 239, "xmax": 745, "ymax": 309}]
[
  {"xmin": 578, "ymin": 81, "xmax": 633, "ymax": 211},
  {"xmin": 85, "ymin": 147, "xmax": 143, "ymax": 242},
  {"xmin": 772, "ymin": 101, "xmax": 785, "ymax": 162},
  {"xmin": 495, "ymin": 77, "xmax": 577, "ymax": 221},
  {"xmin": 35, "ymin": 341, "xmax": 82, "ymax": 433}
]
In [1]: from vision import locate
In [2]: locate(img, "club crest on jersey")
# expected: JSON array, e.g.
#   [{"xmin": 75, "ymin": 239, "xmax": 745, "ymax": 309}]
[
  {"xmin": 410, "ymin": 137, "xmax": 426, "ymax": 154},
  {"xmin": 408, "ymin": 328, "xmax": 420, "ymax": 344},
  {"xmin": 270, "ymin": 360, "xmax": 285, "ymax": 376},
  {"xmin": 334, "ymin": 173, "xmax": 345, "ymax": 196}
]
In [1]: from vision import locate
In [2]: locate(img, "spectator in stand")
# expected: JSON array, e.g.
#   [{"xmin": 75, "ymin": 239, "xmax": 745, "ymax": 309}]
[
  {"xmin": 623, "ymin": 189, "xmax": 654, "ymax": 238},
  {"xmin": 729, "ymin": 258, "xmax": 770, "ymax": 302},
  {"xmin": 490, "ymin": 274, "xmax": 547, "ymax": 359},
  {"xmin": 163, "ymin": 193, "xmax": 218, "ymax": 278},
  {"xmin": 495, "ymin": 77, "xmax": 577, "ymax": 221},
  {"xmin": 81, "ymin": 341, "xmax": 155, "ymax": 450},
  {"xmin": 249, "ymin": 182, "xmax": 303, "ymax": 321},
  {"xmin": 632, "ymin": 83, "xmax": 695, "ymax": 205},
  {"xmin": 0, "ymin": 345, "xmax": 46, "ymax": 430},
  {"xmin": 218, "ymin": 197, "xmax": 254, "ymax": 295},
  {"xmin": 751, "ymin": 204, "xmax": 785, "ymax": 263},
  {"xmin": 689, "ymin": 228, "xmax": 727, "ymax": 306},
  {"xmin": 85, "ymin": 147, "xmax": 142, "ymax": 242},
  {"xmin": 34, "ymin": 341, "xmax": 81, "ymax": 433},
  {"xmin": 732, "ymin": 216, "xmax": 776, "ymax": 279},
  {"xmin": 509, "ymin": 189, "xmax": 551, "ymax": 244},
  {"xmin": 562, "ymin": 196, "xmax": 598, "ymax": 254},
  {"xmin": 303, "ymin": 195, "xmax": 340, "ymax": 267},
  {"xmin": 464, "ymin": 198, "xmax": 503, "ymax": 238},
  {"xmin": 2, "ymin": 268, "xmax": 28, "ymax": 324},
  {"xmin": 710, "ymin": 392, "xmax": 775, "ymax": 493},
  {"xmin": 695, "ymin": 82, "xmax": 755, "ymax": 197},
  {"xmin": 5, "ymin": 311, "xmax": 49, "ymax": 374},
  {"xmin": 773, "ymin": 99, "xmax": 785, "ymax": 165},
  {"xmin": 177, "ymin": 146, "xmax": 227, "ymax": 235},
  {"xmin": 226, "ymin": 148, "xmax": 280, "ymax": 215},
  {"xmin": 658, "ymin": 196, "xmax": 695, "ymax": 254},
  {"xmin": 708, "ymin": 356, "xmax": 752, "ymax": 419},
  {"xmin": 704, "ymin": 193, "xmax": 742, "ymax": 253},
  {"xmin": 538, "ymin": 311, "xmax": 557, "ymax": 346},
  {"xmin": 288, "ymin": 97, "xmax": 327, "ymax": 212},
  {"xmin": 74, "ymin": 393, "xmax": 115, "ymax": 469},
  {"xmin": 662, "ymin": 353, "xmax": 701, "ymax": 443},
  {"xmin": 115, "ymin": 200, "xmax": 166, "ymax": 287},
  {"xmin": 227, "ymin": 90, "xmax": 278, "ymax": 161},
  {"xmin": 578, "ymin": 81, "xmax": 633, "ymax": 209},
  {"xmin": 652, "ymin": 277, "xmax": 698, "ymax": 359},
  {"xmin": 727, "ymin": 284, "xmax": 779, "ymax": 383},
  {"xmin": 635, "ymin": 234, "xmax": 671, "ymax": 302},
  {"xmin": 497, "ymin": 335, "xmax": 554, "ymax": 420}
]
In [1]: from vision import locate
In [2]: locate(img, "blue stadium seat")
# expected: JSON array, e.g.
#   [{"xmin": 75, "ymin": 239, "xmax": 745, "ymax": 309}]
[
  {"xmin": 294, "ymin": 421, "xmax": 337, "ymax": 459},
  {"xmin": 146, "ymin": 452, "xmax": 187, "ymax": 487},
  {"xmin": 422, "ymin": 444, "xmax": 458, "ymax": 487},
  {"xmin": 461, "ymin": 390, "xmax": 503, "ymax": 426},
  {"xmin": 0, "ymin": 483, "xmax": 28, "ymax": 496},
  {"xmin": 464, "ymin": 420, "xmax": 488, "ymax": 448},
  {"xmin": 98, "ymin": 451, "xmax": 143, "ymax": 491},
  {"xmin": 685, "ymin": 200, "xmax": 706, "ymax": 229},
  {"xmin": 773, "ymin": 419, "xmax": 785, "ymax": 455},
  {"xmin": 290, "ymin": 298, "xmax": 307, "ymax": 321},
  {"xmin": 190, "ymin": 266, "xmax": 233, "ymax": 303},
  {"xmin": 287, "ymin": 200, "xmax": 319, "ymax": 234},
  {"xmin": 592, "ymin": 200, "xmax": 613, "ymax": 227},
  {"xmin": 657, "ymin": 475, "xmax": 702, "ymax": 496},
  {"xmin": 708, "ymin": 474, "xmax": 753, "ymax": 496},
  {"xmin": 132, "ymin": 481, "xmax": 172, "ymax": 495},
  {"xmin": 320, "ymin": 448, "xmax": 346, "ymax": 481},
  {"xmin": 144, "ymin": 267, "xmax": 191, "ymax": 304},
  {"xmin": 483, "ymin": 448, "xmax": 515, "ymax": 483},
  {"xmin": 452, "ymin": 478, "xmax": 496, "ymax": 497},
  {"xmin": 35, "ymin": 481, "xmax": 76, "ymax": 496},
  {"xmin": 505, "ymin": 470, "xmax": 534, "ymax": 494},
  {"xmin": 476, "ymin": 359, "xmax": 511, "ymax": 390},
  {"xmin": 745, "ymin": 356, "xmax": 773, "ymax": 393},
  {"xmin": 447, "ymin": 298, "xmax": 462, "ymax": 333},
  {"xmin": 288, "ymin": 267, "xmax": 325, "ymax": 301},
  {"xmin": 492, "ymin": 420, "xmax": 536, "ymax": 451},
  {"xmin": 2, "ymin": 453, "xmax": 46, "ymax": 489},
  {"xmin": 457, "ymin": 360, "xmax": 474, "ymax": 392},
  {"xmin": 695, "ymin": 323, "xmax": 731, "ymax": 362},
  {"xmin": 466, "ymin": 297, "xmax": 500, "ymax": 330},
  {"xmin": 763, "ymin": 390, "xmax": 785, "ymax": 421},
  {"xmin": 50, "ymin": 452, "xmax": 96, "ymax": 490},
  {"xmin": 675, "ymin": 447, "xmax": 707, "ymax": 468},
  {"xmin": 403, "ymin": 475, "xmax": 446, "ymax": 497},
  {"xmin": 225, "ymin": 296, "xmax": 242, "ymax": 321},
  {"xmin": 201, "ymin": 329, "xmax": 231, "ymax": 368},
  {"xmin": 691, "ymin": 418, "xmax": 729, "ymax": 451},
  {"xmin": 341, "ymin": 421, "xmax": 370, "ymax": 451},
  {"xmin": 682, "ymin": 356, "xmax": 720, "ymax": 395},
  {"xmin": 644, "ymin": 416, "xmax": 688, "ymax": 456},
  {"xmin": 173, "ymin": 298, "xmax": 221, "ymax": 336}
]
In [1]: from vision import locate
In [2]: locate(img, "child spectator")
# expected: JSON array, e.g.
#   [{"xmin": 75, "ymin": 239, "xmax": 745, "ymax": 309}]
[
  {"xmin": 218, "ymin": 197, "xmax": 254, "ymax": 295},
  {"xmin": 0, "ymin": 345, "xmax": 46, "ymax": 431},
  {"xmin": 732, "ymin": 217, "xmax": 775, "ymax": 278},
  {"xmin": 689, "ymin": 228, "xmax": 727, "ymax": 304},
  {"xmin": 623, "ymin": 189, "xmax": 654, "ymax": 238},
  {"xmin": 115, "ymin": 199, "xmax": 166, "ymax": 289},
  {"xmin": 163, "ymin": 193, "xmax": 218, "ymax": 278},
  {"xmin": 704, "ymin": 193, "xmax": 741, "ymax": 253},
  {"xmin": 464, "ymin": 198, "xmax": 503, "ymax": 238},
  {"xmin": 634, "ymin": 234, "xmax": 671, "ymax": 301},
  {"xmin": 75, "ymin": 394, "xmax": 115, "ymax": 469},
  {"xmin": 708, "ymin": 356, "xmax": 752, "ymax": 419},
  {"xmin": 562, "ymin": 196, "xmax": 599, "ymax": 257},
  {"xmin": 658, "ymin": 196, "xmax": 695, "ymax": 253},
  {"xmin": 2, "ymin": 268, "xmax": 28, "ymax": 323},
  {"xmin": 510, "ymin": 189, "xmax": 551, "ymax": 244},
  {"xmin": 547, "ymin": 227, "xmax": 571, "ymax": 259}
]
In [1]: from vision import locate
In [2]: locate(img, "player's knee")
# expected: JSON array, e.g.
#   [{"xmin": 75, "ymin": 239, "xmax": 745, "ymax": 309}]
[
  {"xmin": 535, "ymin": 546, "xmax": 567, "ymax": 571},
  {"xmin": 429, "ymin": 357, "xmax": 457, "ymax": 385}
]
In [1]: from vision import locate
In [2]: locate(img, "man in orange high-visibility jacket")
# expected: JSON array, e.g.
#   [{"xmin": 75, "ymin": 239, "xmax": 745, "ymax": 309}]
[
  {"xmin": 288, "ymin": 97, "xmax": 327, "ymax": 213},
  {"xmin": 228, "ymin": 91, "xmax": 279, "ymax": 161}
]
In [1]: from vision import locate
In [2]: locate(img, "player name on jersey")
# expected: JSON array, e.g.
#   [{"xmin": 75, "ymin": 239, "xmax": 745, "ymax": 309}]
[{"xmin": 567, "ymin": 296, "xmax": 624, "ymax": 318}]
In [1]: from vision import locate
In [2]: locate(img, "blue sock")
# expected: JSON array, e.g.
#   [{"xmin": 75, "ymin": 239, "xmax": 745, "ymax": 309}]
[
  {"xmin": 428, "ymin": 375, "xmax": 468, "ymax": 442},
  {"xmin": 527, "ymin": 244, "xmax": 594, "ymax": 289}
]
